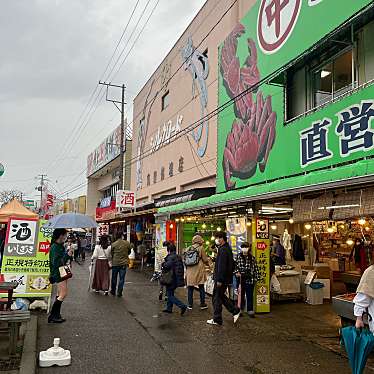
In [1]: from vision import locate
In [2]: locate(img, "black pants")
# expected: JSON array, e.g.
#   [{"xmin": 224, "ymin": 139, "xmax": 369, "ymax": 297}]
[{"xmin": 212, "ymin": 283, "xmax": 240, "ymax": 324}]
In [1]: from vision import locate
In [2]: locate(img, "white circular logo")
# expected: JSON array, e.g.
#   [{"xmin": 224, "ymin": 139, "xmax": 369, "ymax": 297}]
[{"xmin": 257, "ymin": 0, "xmax": 301, "ymax": 54}]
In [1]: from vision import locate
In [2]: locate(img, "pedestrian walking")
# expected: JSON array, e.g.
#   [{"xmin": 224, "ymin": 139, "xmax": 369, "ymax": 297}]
[
  {"xmin": 110, "ymin": 232, "xmax": 130, "ymax": 297},
  {"xmin": 184, "ymin": 235, "xmax": 211, "ymax": 310},
  {"xmin": 80, "ymin": 235, "xmax": 87, "ymax": 261},
  {"xmin": 207, "ymin": 231, "xmax": 241, "ymax": 326},
  {"xmin": 66, "ymin": 234, "xmax": 79, "ymax": 263},
  {"xmin": 91, "ymin": 235, "xmax": 111, "ymax": 295},
  {"xmin": 48, "ymin": 228, "xmax": 72, "ymax": 323},
  {"xmin": 235, "ymin": 242, "xmax": 259, "ymax": 318},
  {"xmin": 271, "ymin": 236, "xmax": 286, "ymax": 265},
  {"xmin": 162, "ymin": 244, "xmax": 187, "ymax": 315},
  {"xmin": 354, "ymin": 264, "xmax": 374, "ymax": 332}
]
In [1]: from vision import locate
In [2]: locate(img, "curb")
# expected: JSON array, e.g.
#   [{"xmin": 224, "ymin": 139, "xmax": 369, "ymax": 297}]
[{"xmin": 19, "ymin": 315, "xmax": 37, "ymax": 374}]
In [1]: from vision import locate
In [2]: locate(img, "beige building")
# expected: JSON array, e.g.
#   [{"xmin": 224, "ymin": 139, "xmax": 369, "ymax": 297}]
[
  {"xmin": 131, "ymin": 0, "xmax": 256, "ymax": 205},
  {"xmin": 86, "ymin": 122, "xmax": 132, "ymax": 220}
]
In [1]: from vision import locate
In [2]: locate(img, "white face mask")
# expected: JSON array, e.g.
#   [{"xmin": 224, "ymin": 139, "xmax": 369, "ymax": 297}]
[
  {"xmin": 215, "ymin": 239, "xmax": 221, "ymax": 246},
  {"xmin": 242, "ymin": 248, "xmax": 249, "ymax": 255}
]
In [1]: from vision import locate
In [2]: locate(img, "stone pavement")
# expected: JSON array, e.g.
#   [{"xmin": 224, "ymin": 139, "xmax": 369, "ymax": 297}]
[{"xmin": 36, "ymin": 262, "xmax": 369, "ymax": 374}]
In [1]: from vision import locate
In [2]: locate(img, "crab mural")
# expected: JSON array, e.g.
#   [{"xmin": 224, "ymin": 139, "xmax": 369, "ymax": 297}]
[{"xmin": 221, "ymin": 24, "xmax": 277, "ymax": 190}]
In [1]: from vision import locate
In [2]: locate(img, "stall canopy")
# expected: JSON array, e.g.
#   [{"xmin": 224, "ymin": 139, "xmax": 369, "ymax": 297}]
[{"xmin": 0, "ymin": 199, "xmax": 39, "ymax": 223}]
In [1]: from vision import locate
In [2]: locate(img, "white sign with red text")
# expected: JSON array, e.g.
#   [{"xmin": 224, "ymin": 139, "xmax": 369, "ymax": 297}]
[{"xmin": 116, "ymin": 190, "xmax": 136, "ymax": 209}]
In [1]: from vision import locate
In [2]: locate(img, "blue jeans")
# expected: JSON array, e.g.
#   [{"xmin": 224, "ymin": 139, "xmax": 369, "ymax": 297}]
[
  {"xmin": 187, "ymin": 285, "xmax": 205, "ymax": 306},
  {"xmin": 166, "ymin": 288, "xmax": 186, "ymax": 311},
  {"xmin": 111, "ymin": 266, "xmax": 127, "ymax": 296}
]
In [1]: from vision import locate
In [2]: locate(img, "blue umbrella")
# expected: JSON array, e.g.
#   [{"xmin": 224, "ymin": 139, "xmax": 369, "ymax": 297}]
[
  {"xmin": 43, "ymin": 213, "xmax": 98, "ymax": 229},
  {"xmin": 341, "ymin": 326, "xmax": 374, "ymax": 374}
]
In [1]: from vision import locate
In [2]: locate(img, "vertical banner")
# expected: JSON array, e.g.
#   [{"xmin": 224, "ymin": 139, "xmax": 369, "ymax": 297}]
[
  {"xmin": 1, "ymin": 218, "xmax": 52, "ymax": 297},
  {"xmin": 253, "ymin": 218, "xmax": 270, "ymax": 313},
  {"xmin": 226, "ymin": 217, "xmax": 247, "ymax": 258},
  {"xmin": 154, "ymin": 223, "xmax": 167, "ymax": 272}
]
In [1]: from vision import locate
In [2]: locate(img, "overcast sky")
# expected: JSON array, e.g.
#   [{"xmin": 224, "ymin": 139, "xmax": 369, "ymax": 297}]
[{"xmin": 0, "ymin": 0, "xmax": 206, "ymax": 202}]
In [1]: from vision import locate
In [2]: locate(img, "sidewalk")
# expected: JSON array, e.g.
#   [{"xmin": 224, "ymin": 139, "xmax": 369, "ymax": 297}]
[{"xmin": 37, "ymin": 262, "xmax": 368, "ymax": 374}]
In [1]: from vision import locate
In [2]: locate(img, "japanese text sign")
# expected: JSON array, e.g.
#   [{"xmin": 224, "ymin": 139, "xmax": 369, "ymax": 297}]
[
  {"xmin": 1, "ymin": 218, "xmax": 52, "ymax": 297},
  {"xmin": 226, "ymin": 217, "xmax": 247, "ymax": 258},
  {"xmin": 97, "ymin": 223, "xmax": 109, "ymax": 239},
  {"xmin": 253, "ymin": 218, "xmax": 270, "ymax": 313},
  {"xmin": 218, "ymin": 0, "xmax": 373, "ymax": 193},
  {"xmin": 116, "ymin": 190, "xmax": 136, "ymax": 209}
]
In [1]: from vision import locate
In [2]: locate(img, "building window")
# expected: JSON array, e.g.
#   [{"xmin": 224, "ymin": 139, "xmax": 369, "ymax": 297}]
[
  {"xmin": 178, "ymin": 156, "xmax": 184, "ymax": 173},
  {"xmin": 153, "ymin": 171, "xmax": 157, "ymax": 184},
  {"xmin": 162, "ymin": 91, "xmax": 170, "ymax": 111},
  {"xmin": 169, "ymin": 162, "xmax": 174, "ymax": 177},
  {"xmin": 312, "ymin": 49, "xmax": 354, "ymax": 108},
  {"xmin": 147, "ymin": 174, "xmax": 150, "ymax": 186},
  {"xmin": 160, "ymin": 167, "xmax": 165, "ymax": 181}
]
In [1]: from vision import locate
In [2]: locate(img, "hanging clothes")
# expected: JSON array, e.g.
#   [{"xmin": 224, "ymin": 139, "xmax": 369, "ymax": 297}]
[
  {"xmin": 293, "ymin": 234, "xmax": 305, "ymax": 261},
  {"xmin": 282, "ymin": 230, "xmax": 292, "ymax": 262}
]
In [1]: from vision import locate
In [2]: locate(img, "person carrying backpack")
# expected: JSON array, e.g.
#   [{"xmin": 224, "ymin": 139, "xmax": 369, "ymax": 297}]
[
  {"xmin": 184, "ymin": 235, "xmax": 211, "ymax": 310},
  {"xmin": 161, "ymin": 244, "xmax": 187, "ymax": 315}
]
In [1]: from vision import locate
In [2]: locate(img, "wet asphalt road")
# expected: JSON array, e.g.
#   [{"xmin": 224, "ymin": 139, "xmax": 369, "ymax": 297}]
[{"xmin": 37, "ymin": 262, "xmax": 356, "ymax": 374}]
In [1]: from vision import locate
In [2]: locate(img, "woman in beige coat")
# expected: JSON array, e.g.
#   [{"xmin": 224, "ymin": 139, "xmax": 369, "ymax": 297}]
[{"xmin": 185, "ymin": 235, "xmax": 211, "ymax": 310}]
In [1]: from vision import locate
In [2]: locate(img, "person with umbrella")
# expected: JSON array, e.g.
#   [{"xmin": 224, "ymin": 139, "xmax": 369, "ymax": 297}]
[
  {"xmin": 341, "ymin": 263, "xmax": 374, "ymax": 374},
  {"xmin": 354, "ymin": 264, "xmax": 374, "ymax": 332}
]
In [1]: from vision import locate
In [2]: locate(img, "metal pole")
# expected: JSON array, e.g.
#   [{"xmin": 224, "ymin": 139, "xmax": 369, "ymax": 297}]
[{"xmin": 119, "ymin": 84, "xmax": 125, "ymax": 190}]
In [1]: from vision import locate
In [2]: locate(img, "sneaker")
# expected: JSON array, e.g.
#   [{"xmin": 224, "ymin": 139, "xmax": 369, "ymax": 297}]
[
  {"xmin": 104, "ymin": 291, "xmax": 109, "ymax": 296},
  {"xmin": 200, "ymin": 304, "xmax": 208, "ymax": 310},
  {"xmin": 247, "ymin": 311, "xmax": 255, "ymax": 318},
  {"xmin": 181, "ymin": 306, "xmax": 187, "ymax": 316},
  {"xmin": 207, "ymin": 319, "xmax": 221, "ymax": 326},
  {"xmin": 233, "ymin": 311, "xmax": 241, "ymax": 324},
  {"xmin": 162, "ymin": 309, "xmax": 172, "ymax": 314},
  {"xmin": 187, "ymin": 305, "xmax": 193, "ymax": 310}
]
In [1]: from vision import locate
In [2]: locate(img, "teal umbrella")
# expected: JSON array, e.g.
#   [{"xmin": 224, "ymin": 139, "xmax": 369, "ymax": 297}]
[{"xmin": 341, "ymin": 326, "xmax": 374, "ymax": 374}]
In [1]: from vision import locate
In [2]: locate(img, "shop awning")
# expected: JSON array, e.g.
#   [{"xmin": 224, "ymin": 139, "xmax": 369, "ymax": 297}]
[
  {"xmin": 0, "ymin": 199, "xmax": 39, "ymax": 223},
  {"xmin": 154, "ymin": 188, "xmax": 215, "ymax": 208},
  {"xmin": 158, "ymin": 158, "xmax": 374, "ymax": 215}
]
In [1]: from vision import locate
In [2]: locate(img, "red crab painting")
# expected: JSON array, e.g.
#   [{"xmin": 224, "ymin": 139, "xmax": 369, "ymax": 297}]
[{"xmin": 221, "ymin": 23, "xmax": 277, "ymax": 190}]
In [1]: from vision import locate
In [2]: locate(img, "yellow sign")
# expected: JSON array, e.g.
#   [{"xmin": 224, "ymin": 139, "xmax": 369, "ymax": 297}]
[{"xmin": 253, "ymin": 218, "xmax": 270, "ymax": 313}]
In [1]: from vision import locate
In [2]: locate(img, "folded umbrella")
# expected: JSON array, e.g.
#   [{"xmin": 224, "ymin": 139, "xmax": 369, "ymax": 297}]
[
  {"xmin": 341, "ymin": 326, "xmax": 374, "ymax": 374},
  {"xmin": 43, "ymin": 213, "xmax": 98, "ymax": 229},
  {"xmin": 88, "ymin": 261, "xmax": 94, "ymax": 292}
]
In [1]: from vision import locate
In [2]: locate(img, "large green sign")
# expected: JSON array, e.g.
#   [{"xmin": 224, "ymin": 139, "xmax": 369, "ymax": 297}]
[{"xmin": 217, "ymin": 0, "xmax": 373, "ymax": 193}]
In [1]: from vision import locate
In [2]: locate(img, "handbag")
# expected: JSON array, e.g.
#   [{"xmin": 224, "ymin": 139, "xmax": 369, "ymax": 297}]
[
  {"xmin": 59, "ymin": 264, "xmax": 72, "ymax": 281},
  {"xmin": 159, "ymin": 269, "xmax": 173, "ymax": 286},
  {"xmin": 101, "ymin": 246, "xmax": 112, "ymax": 269}
]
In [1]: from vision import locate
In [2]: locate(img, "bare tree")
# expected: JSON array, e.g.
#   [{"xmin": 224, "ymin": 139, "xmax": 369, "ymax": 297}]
[{"xmin": 0, "ymin": 189, "xmax": 23, "ymax": 207}]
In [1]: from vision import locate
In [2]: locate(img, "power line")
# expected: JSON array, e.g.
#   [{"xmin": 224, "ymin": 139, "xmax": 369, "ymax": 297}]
[
  {"xmin": 45, "ymin": 0, "xmax": 143, "ymax": 173},
  {"xmin": 107, "ymin": 0, "xmax": 154, "ymax": 80},
  {"xmin": 127, "ymin": 0, "xmax": 238, "ymax": 131},
  {"xmin": 112, "ymin": 0, "xmax": 161, "ymax": 79}
]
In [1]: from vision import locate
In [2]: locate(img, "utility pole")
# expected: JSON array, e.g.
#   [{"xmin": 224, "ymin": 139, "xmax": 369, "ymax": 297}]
[
  {"xmin": 36, "ymin": 174, "xmax": 48, "ymax": 217},
  {"xmin": 99, "ymin": 81, "xmax": 126, "ymax": 190}
]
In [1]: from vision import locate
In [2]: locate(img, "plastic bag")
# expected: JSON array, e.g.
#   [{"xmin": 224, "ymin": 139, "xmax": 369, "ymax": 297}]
[
  {"xmin": 270, "ymin": 274, "xmax": 281, "ymax": 293},
  {"xmin": 129, "ymin": 248, "xmax": 136, "ymax": 260},
  {"xmin": 11, "ymin": 298, "xmax": 30, "ymax": 311}
]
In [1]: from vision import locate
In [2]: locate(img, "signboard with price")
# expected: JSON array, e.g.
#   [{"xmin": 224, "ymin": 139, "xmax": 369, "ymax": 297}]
[
  {"xmin": 0, "ymin": 218, "xmax": 52, "ymax": 297},
  {"xmin": 253, "ymin": 218, "xmax": 270, "ymax": 313},
  {"xmin": 116, "ymin": 190, "xmax": 136, "ymax": 209}
]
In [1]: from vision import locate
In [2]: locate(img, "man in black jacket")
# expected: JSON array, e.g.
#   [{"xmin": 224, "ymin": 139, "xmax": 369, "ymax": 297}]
[
  {"xmin": 162, "ymin": 244, "xmax": 187, "ymax": 315},
  {"xmin": 207, "ymin": 232, "xmax": 241, "ymax": 326}
]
